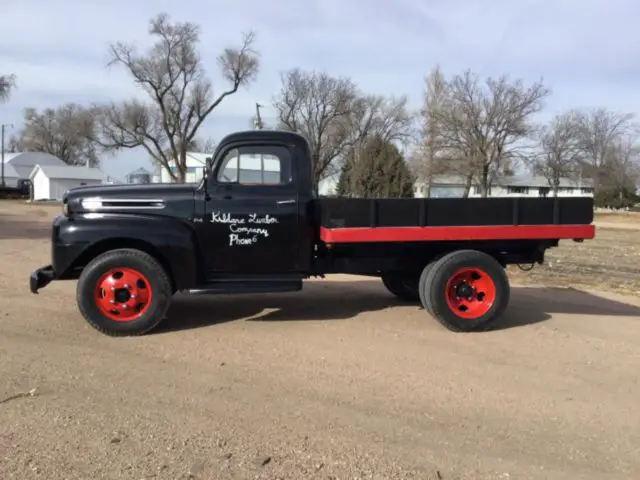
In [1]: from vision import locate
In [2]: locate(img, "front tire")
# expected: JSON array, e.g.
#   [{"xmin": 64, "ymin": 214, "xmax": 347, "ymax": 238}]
[
  {"xmin": 420, "ymin": 250, "xmax": 510, "ymax": 332},
  {"xmin": 76, "ymin": 248, "xmax": 172, "ymax": 337}
]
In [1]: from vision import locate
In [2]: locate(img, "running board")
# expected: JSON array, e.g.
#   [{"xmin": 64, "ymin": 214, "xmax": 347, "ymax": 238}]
[{"xmin": 184, "ymin": 280, "xmax": 302, "ymax": 295}]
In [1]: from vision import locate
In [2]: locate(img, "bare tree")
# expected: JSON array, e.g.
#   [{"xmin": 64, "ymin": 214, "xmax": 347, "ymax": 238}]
[
  {"xmin": 13, "ymin": 103, "xmax": 102, "ymax": 166},
  {"xmin": 605, "ymin": 135, "xmax": 640, "ymax": 196},
  {"xmin": 0, "ymin": 74, "xmax": 16, "ymax": 102},
  {"xmin": 187, "ymin": 137, "xmax": 217, "ymax": 153},
  {"xmin": 273, "ymin": 68, "xmax": 414, "ymax": 190},
  {"xmin": 530, "ymin": 110, "xmax": 584, "ymax": 196},
  {"xmin": 433, "ymin": 70, "xmax": 550, "ymax": 197},
  {"xmin": 411, "ymin": 65, "xmax": 450, "ymax": 197},
  {"xmin": 347, "ymin": 94, "xmax": 414, "ymax": 146},
  {"xmin": 572, "ymin": 107, "xmax": 636, "ymax": 189},
  {"xmin": 273, "ymin": 68, "xmax": 358, "ymax": 185},
  {"xmin": 339, "ymin": 94, "xmax": 415, "ymax": 193},
  {"xmin": 92, "ymin": 13, "xmax": 259, "ymax": 182}
]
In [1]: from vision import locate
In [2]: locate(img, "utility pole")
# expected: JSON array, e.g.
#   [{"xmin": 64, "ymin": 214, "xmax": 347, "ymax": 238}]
[
  {"xmin": 1, "ymin": 123, "xmax": 13, "ymax": 187},
  {"xmin": 254, "ymin": 103, "xmax": 264, "ymax": 130}
]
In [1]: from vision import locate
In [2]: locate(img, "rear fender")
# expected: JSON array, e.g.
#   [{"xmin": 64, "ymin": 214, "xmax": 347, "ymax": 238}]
[{"xmin": 54, "ymin": 213, "xmax": 201, "ymax": 289}]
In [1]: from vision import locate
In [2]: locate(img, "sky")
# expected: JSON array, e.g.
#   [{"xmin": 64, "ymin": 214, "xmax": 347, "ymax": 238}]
[{"xmin": 2, "ymin": 0, "xmax": 640, "ymax": 181}]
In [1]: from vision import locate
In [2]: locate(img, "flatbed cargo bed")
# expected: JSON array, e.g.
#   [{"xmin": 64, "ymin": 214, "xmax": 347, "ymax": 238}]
[{"xmin": 318, "ymin": 196, "xmax": 595, "ymax": 243}]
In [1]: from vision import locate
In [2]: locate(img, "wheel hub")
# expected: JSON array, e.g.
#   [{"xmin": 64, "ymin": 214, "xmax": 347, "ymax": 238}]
[
  {"xmin": 445, "ymin": 267, "xmax": 497, "ymax": 320},
  {"xmin": 456, "ymin": 282, "xmax": 474, "ymax": 299},
  {"xmin": 114, "ymin": 288, "xmax": 131, "ymax": 303},
  {"xmin": 94, "ymin": 267, "xmax": 152, "ymax": 322}
]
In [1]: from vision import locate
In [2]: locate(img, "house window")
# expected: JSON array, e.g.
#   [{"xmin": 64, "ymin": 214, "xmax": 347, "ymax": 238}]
[{"xmin": 507, "ymin": 186, "xmax": 529, "ymax": 194}]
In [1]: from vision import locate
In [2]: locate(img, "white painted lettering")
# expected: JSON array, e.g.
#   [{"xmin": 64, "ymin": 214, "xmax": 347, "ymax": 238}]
[
  {"xmin": 209, "ymin": 211, "xmax": 280, "ymax": 247},
  {"xmin": 229, "ymin": 234, "xmax": 257, "ymax": 246}
]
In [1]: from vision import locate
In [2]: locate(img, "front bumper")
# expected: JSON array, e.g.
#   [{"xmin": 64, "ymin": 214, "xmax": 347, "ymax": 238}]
[{"xmin": 29, "ymin": 265, "xmax": 56, "ymax": 294}]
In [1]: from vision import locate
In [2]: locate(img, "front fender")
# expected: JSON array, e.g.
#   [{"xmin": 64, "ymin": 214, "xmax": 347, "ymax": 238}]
[{"xmin": 52, "ymin": 213, "xmax": 201, "ymax": 289}]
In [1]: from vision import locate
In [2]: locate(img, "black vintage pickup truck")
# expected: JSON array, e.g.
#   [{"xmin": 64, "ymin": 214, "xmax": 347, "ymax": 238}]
[{"xmin": 29, "ymin": 130, "xmax": 596, "ymax": 336}]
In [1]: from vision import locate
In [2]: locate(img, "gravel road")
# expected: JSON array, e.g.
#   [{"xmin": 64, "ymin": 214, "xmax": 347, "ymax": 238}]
[{"xmin": 1, "ymin": 206, "xmax": 640, "ymax": 479}]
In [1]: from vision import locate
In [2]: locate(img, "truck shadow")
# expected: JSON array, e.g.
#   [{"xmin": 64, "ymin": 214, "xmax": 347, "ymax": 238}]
[
  {"xmin": 494, "ymin": 286, "xmax": 640, "ymax": 330},
  {"xmin": 0, "ymin": 217, "xmax": 52, "ymax": 239},
  {"xmin": 157, "ymin": 281, "xmax": 402, "ymax": 333},
  {"xmin": 156, "ymin": 282, "xmax": 640, "ymax": 333}
]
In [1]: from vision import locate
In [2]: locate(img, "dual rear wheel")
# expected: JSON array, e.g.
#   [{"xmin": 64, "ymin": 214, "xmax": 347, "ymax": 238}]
[{"xmin": 382, "ymin": 250, "xmax": 510, "ymax": 332}]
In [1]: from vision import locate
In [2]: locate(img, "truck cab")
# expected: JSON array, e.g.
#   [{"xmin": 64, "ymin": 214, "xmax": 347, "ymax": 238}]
[
  {"xmin": 191, "ymin": 130, "xmax": 316, "ymax": 277},
  {"xmin": 28, "ymin": 129, "xmax": 596, "ymax": 337}
]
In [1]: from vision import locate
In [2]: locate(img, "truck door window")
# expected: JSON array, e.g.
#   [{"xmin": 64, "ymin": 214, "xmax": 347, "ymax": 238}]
[{"xmin": 216, "ymin": 146, "xmax": 291, "ymax": 185}]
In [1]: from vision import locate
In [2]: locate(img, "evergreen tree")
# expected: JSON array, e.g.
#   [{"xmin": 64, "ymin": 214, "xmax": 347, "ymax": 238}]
[
  {"xmin": 335, "ymin": 158, "xmax": 352, "ymax": 197},
  {"xmin": 349, "ymin": 135, "xmax": 415, "ymax": 198}
]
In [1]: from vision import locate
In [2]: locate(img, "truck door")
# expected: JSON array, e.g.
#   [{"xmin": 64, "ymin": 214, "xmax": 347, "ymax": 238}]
[{"xmin": 201, "ymin": 143, "xmax": 300, "ymax": 274}]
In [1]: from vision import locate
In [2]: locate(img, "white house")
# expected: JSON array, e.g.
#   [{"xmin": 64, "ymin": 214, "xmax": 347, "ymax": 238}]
[
  {"xmin": 1, "ymin": 152, "xmax": 65, "ymax": 187},
  {"xmin": 318, "ymin": 172, "xmax": 595, "ymax": 198},
  {"xmin": 30, "ymin": 164, "xmax": 105, "ymax": 201},
  {"xmin": 158, "ymin": 152, "xmax": 211, "ymax": 183},
  {"xmin": 413, "ymin": 174, "xmax": 595, "ymax": 198}
]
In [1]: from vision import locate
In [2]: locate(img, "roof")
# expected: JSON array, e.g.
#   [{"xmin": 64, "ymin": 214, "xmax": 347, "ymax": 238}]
[
  {"xmin": 30, "ymin": 164, "xmax": 105, "ymax": 181},
  {"xmin": 0, "ymin": 163, "xmax": 20, "ymax": 179},
  {"xmin": 2, "ymin": 152, "xmax": 65, "ymax": 167}
]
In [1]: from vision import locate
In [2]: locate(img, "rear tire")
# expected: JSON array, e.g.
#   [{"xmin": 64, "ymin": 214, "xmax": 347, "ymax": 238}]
[
  {"xmin": 76, "ymin": 248, "xmax": 172, "ymax": 337},
  {"xmin": 418, "ymin": 260, "xmax": 438, "ymax": 316},
  {"xmin": 420, "ymin": 250, "xmax": 510, "ymax": 332},
  {"xmin": 381, "ymin": 272, "xmax": 420, "ymax": 301}
]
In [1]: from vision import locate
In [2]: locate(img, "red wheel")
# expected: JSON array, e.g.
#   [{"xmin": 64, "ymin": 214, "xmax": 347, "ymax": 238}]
[
  {"xmin": 420, "ymin": 250, "xmax": 510, "ymax": 332},
  {"xmin": 77, "ymin": 248, "xmax": 172, "ymax": 336},
  {"xmin": 444, "ymin": 267, "xmax": 496, "ymax": 319},
  {"xmin": 94, "ymin": 267, "xmax": 153, "ymax": 322}
]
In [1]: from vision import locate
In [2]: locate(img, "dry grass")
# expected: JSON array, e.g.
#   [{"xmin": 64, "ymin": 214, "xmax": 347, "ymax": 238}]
[
  {"xmin": 509, "ymin": 211, "xmax": 640, "ymax": 294},
  {"xmin": 508, "ymin": 226, "xmax": 640, "ymax": 295}
]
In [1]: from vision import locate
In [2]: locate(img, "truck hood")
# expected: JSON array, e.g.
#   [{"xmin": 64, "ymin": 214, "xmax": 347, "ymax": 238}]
[{"xmin": 64, "ymin": 183, "xmax": 197, "ymax": 217}]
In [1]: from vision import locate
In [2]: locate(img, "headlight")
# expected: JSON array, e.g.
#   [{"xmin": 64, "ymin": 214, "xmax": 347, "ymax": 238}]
[{"xmin": 62, "ymin": 201, "xmax": 69, "ymax": 216}]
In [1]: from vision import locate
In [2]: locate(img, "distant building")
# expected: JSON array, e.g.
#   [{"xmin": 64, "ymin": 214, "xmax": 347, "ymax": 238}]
[
  {"xmin": 158, "ymin": 152, "xmax": 211, "ymax": 183},
  {"xmin": 318, "ymin": 172, "xmax": 595, "ymax": 198},
  {"xmin": 1, "ymin": 152, "xmax": 65, "ymax": 188},
  {"xmin": 413, "ymin": 174, "xmax": 595, "ymax": 198},
  {"xmin": 103, "ymin": 175, "xmax": 126, "ymax": 185},
  {"xmin": 126, "ymin": 167, "xmax": 153, "ymax": 184},
  {"xmin": 30, "ymin": 164, "xmax": 105, "ymax": 201},
  {"xmin": 318, "ymin": 175, "xmax": 339, "ymax": 196}
]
